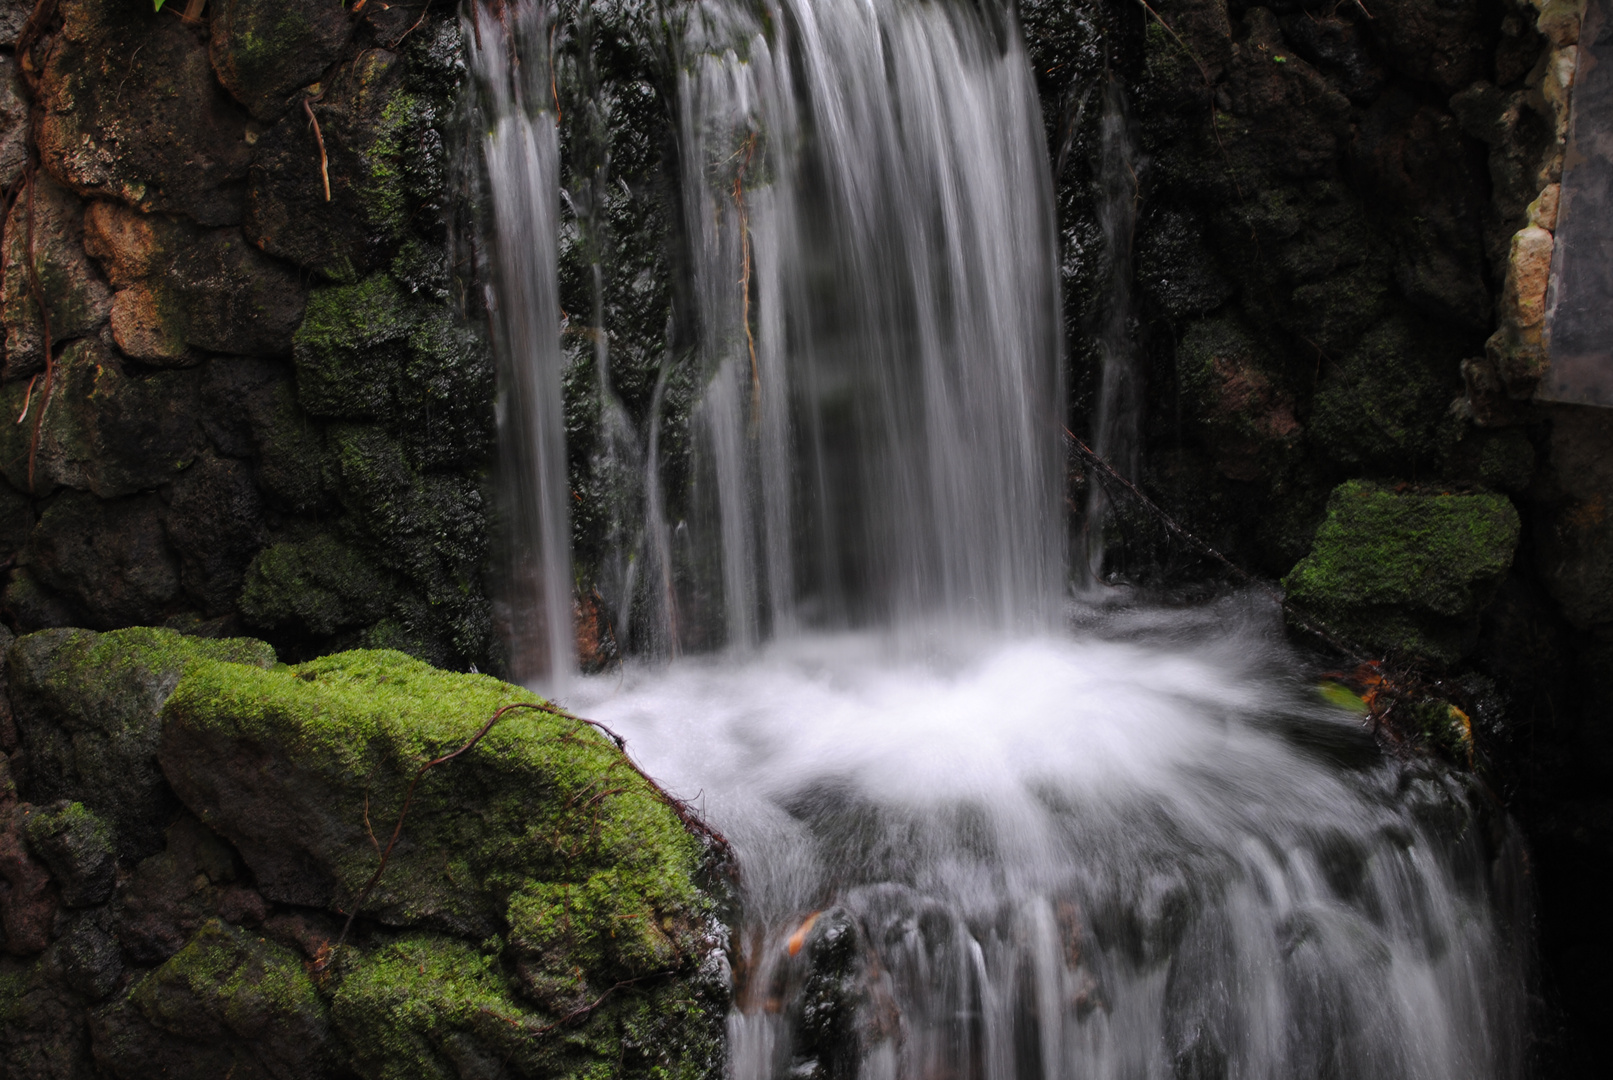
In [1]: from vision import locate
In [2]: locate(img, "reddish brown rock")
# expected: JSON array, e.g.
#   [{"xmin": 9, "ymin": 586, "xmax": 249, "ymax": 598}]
[
  {"xmin": 83, "ymin": 201, "xmax": 307, "ymax": 361},
  {"xmin": 35, "ymin": 0, "xmax": 254, "ymax": 226},
  {"xmin": 0, "ymin": 803, "xmax": 57, "ymax": 956},
  {"xmin": 0, "ymin": 172, "xmax": 113, "ymax": 379}
]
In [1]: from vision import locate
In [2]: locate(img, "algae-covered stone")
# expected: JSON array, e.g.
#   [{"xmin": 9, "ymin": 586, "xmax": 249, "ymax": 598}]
[
  {"xmin": 1283, "ymin": 481, "xmax": 1521, "ymax": 662},
  {"xmin": 92, "ymin": 918, "xmax": 331, "ymax": 1080},
  {"xmin": 159, "ymin": 649, "xmax": 708, "ymax": 940},
  {"xmin": 239, "ymin": 531, "xmax": 395, "ymax": 638},
  {"xmin": 332, "ymin": 931, "xmax": 725, "ymax": 1080},
  {"xmin": 6, "ymin": 626, "xmax": 276, "ymax": 859},
  {"xmin": 292, "ymin": 273, "xmax": 415, "ymax": 418},
  {"xmin": 22, "ymin": 800, "xmax": 115, "ymax": 907},
  {"xmin": 0, "ymin": 954, "xmax": 94, "ymax": 1080},
  {"xmin": 210, "ymin": 0, "xmax": 357, "ymax": 122}
]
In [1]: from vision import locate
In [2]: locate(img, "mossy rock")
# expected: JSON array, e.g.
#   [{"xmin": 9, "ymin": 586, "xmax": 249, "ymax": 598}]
[
  {"xmin": 92, "ymin": 918, "xmax": 332, "ymax": 1080},
  {"xmin": 6, "ymin": 627, "xmax": 277, "ymax": 860},
  {"xmin": 22, "ymin": 800, "xmax": 116, "ymax": 907},
  {"xmin": 240, "ymin": 530, "xmax": 397, "ymax": 639},
  {"xmin": 1283, "ymin": 481, "xmax": 1521, "ymax": 662},
  {"xmin": 158, "ymin": 649, "xmax": 713, "ymax": 945}
]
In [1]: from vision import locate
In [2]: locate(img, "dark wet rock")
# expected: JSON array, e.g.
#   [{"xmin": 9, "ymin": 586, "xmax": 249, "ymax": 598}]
[
  {"xmin": 36, "ymin": 0, "xmax": 254, "ymax": 226},
  {"xmin": 0, "ymin": 797, "xmax": 58, "ymax": 957},
  {"xmin": 0, "ymin": 568, "xmax": 76, "ymax": 635},
  {"xmin": 0, "ymin": 953, "xmax": 94, "ymax": 1080},
  {"xmin": 1533, "ymin": 405, "xmax": 1613, "ymax": 630},
  {"xmin": 0, "ymin": 625, "xmax": 14, "ymax": 753},
  {"xmin": 0, "ymin": 0, "xmax": 30, "ymax": 47},
  {"xmin": 1371, "ymin": 0, "xmax": 1496, "ymax": 95},
  {"xmin": 1223, "ymin": 9, "xmax": 1351, "ymax": 181},
  {"xmin": 111, "ymin": 816, "xmax": 247, "ymax": 967},
  {"xmin": 49, "ymin": 912, "xmax": 122, "ymax": 1001},
  {"xmin": 0, "ymin": 172, "xmax": 113, "ymax": 379},
  {"xmin": 1284, "ymin": 481, "xmax": 1522, "ymax": 662},
  {"xmin": 198, "ymin": 358, "xmax": 329, "ymax": 515},
  {"xmin": 0, "ymin": 482, "xmax": 31, "ymax": 589},
  {"xmin": 1308, "ymin": 322, "xmax": 1466, "ymax": 472},
  {"xmin": 1174, "ymin": 316, "xmax": 1302, "ymax": 483},
  {"xmin": 239, "ymin": 529, "xmax": 394, "ymax": 639},
  {"xmin": 25, "ymin": 492, "xmax": 183, "ymax": 630},
  {"xmin": 5, "ymin": 627, "xmax": 275, "ymax": 861},
  {"xmin": 0, "ymin": 54, "xmax": 27, "ymax": 196},
  {"xmin": 246, "ymin": 46, "xmax": 431, "ymax": 279},
  {"xmin": 82, "ymin": 201, "xmax": 307, "ymax": 362},
  {"xmin": 92, "ymin": 918, "xmax": 332, "ymax": 1080},
  {"xmin": 22, "ymin": 801, "xmax": 114, "ymax": 908},
  {"xmin": 0, "ymin": 339, "xmax": 206, "ymax": 500},
  {"xmin": 161, "ymin": 452, "xmax": 267, "ymax": 616},
  {"xmin": 210, "ymin": 0, "xmax": 357, "ymax": 121}
]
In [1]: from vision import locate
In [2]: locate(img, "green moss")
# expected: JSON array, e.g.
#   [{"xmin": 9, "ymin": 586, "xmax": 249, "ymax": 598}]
[
  {"xmin": 1283, "ymin": 481, "xmax": 1521, "ymax": 661},
  {"xmin": 239, "ymin": 531, "xmax": 395, "ymax": 637},
  {"xmin": 131, "ymin": 919, "xmax": 326, "ymax": 1034},
  {"xmin": 331, "ymin": 934, "xmax": 557, "ymax": 1080},
  {"xmin": 1308, "ymin": 321, "xmax": 1465, "ymax": 471},
  {"xmin": 8, "ymin": 627, "xmax": 275, "ymax": 857},
  {"xmin": 23, "ymin": 801, "xmax": 116, "ymax": 906},
  {"xmin": 293, "ymin": 274, "xmax": 416, "ymax": 419},
  {"xmin": 162, "ymin": 649, "xmax": 706, "ymax": 935}
]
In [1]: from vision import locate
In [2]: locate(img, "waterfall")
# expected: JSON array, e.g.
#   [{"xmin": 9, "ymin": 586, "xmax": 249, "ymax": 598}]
[
  {"xmin": 467, "ymin": 1, "xmax": 573, "ymax": 687},
  {"xmin": 678, "ymin": 0, "xmax": 1065, "ymax": 643},
  {"xmin": 473, "ymin": 0, "xmax": 1531, "ymax": 1075},
  {"xmin": 1083, "ymin": 81, "xmax": 1142, "ymax": 583}
]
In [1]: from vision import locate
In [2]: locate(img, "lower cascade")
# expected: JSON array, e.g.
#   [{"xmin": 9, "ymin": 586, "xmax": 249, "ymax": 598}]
[
  {"xmin": 574, "ymin": 602, "xmax": 1529, "ymax": 1080},
  {"xmin": 471, "ymin": 0, "xmax": 1535, "ymax": 1075}
]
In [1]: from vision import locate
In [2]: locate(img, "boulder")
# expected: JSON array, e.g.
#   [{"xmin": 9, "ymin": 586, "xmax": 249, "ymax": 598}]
[
  {"xmin": 36, "ymin": 0, "xmax": 254, "ymax": 226},
  {"xmin": 91, "ymin": 918, "xmax": 331, "ymax": 1080},
  {"xmin": 160, "ymin": 451, "xmax": 267, "ymax": 616},
  {"xmin": 0, "ymin": 55, "xmax": 26, "ymax": 196},
  {"xmin": 210, "ymin": 0, "xmax": 357, "ymax": 121},
  {"xmin": 82, "ymin": 201, "xmax": 308, "ymax": 361},
  {"xmin": 0, "ymin": 172, "xmax": 113, "ymax": 379},
  {"xmin": 5, "ymin": 627, "xmax": 275, "ymax": 859},
  {"xmin": 24, "ymin": 492, "xmax": 184, "ymax": 629},
  {"xmin": 21, "ymin": 800, "xmax": 115, "ymax": 907},
  {"xmin": 0, "ymin": 339, "xmax": 207, "ymax": 500},
  {"xmin": 1283, "ymin": 481, "xmax": 1522, "ymax": 662}
]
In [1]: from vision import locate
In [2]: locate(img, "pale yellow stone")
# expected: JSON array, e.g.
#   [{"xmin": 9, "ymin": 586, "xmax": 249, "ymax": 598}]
[
  {"xmin": 1528, "ymin": 183, "xmax": 1561, "ymax": 231},
  {"xmin": 1506, "ymin": 225, "xmax": 1555, "ymax": 329}
]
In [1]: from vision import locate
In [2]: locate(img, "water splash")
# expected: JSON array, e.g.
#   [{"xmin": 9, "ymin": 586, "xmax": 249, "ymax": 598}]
[
  {"xmin": 571, "ymin": 599, "xmax": 1528, "ymax": 1080},
  {"xmin": 468, "ymin": 0, "xmax": 573, "ymax": 688}
]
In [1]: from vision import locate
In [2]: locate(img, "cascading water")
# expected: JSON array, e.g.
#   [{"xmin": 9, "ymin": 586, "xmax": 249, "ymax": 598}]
[
  {"xmin": 468, "ymin": 0, "xmax": 573, "ymax": 687},
  {"xmin": 474, "ymin": 0, "xmax": 1530, "ymax": 1075},
  {"xmin": 1082, "ymin": 82, "xmax": 1143, "ymax": 583},
  {"xmin": 678, "ymin": 0, "xmax": 1064, "ymax": 640},
  {"xmin": 574, "ymin": 600, "xmax": 1528, "ymax": 1080}
]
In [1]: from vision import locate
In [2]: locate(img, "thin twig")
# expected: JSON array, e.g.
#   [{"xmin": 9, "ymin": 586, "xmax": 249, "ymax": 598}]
[
  {"xmin": 1064, "ymin": 426, "xmax": 1369, "ymax": 661},
  {"xmin": 24, "ymin": 163, "xmax": 55, "ymax": 494},
  {"xmin": 14, "ymin": 374, "xmax": 37, "ymax": 424},
  {"xmin": 304, "ymin": 98, "xmax": 332, "ymax": 202}
]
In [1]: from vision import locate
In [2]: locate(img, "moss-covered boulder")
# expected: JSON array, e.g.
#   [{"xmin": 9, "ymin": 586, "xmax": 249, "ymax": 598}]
[
  {"xmin": 6, "ymin": 627, "xmax": 276, "ymax": 859},
  {"xmin": 91, "ymin": 918, "xmax": 332, "ymax": 1080},
  {"xmin": 1283, "ymin": 481, "xmax": 1521, "ymax": 662}
]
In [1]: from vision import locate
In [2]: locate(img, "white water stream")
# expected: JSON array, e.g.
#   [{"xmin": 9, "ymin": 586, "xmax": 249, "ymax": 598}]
[
  {"xmin": 571, "ymin": 599, "xmax": 1527, "ymax": 1080},
  {"xmin": 470, "ymin": 0, "xmax": 1530, "ymax": 1075}
]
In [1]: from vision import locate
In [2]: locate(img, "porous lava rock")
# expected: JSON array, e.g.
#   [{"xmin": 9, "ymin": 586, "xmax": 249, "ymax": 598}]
[
  {"xmin": 36, "ymin": 0, "xmax": 254, "ymax": 226},
  {"xmin": 0, "ymin": 627, "xmax": 728, "ymax": 1080},
  {"xmin": 1284, "ymin": 481, "xmax": 1522, "ymax": 662}
]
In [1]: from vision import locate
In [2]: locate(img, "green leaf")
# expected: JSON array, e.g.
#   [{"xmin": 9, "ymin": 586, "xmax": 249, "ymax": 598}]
[{"xmin": 153, "ymin": 0, "xmax": 165, "ymax": 10}]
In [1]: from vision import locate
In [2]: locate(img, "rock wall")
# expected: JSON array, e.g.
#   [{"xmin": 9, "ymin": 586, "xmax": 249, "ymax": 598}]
[
  {"xmin": 1024, "ymin": 0, "xmax": 1612, "ymax": 1068},
  {"xmin": 0, "ymin": 626, "xmax": 728, "ymax": 1080},
  {"xmin": 0, "ymin": 0, "xmax": 498, "ymax": 672}
]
